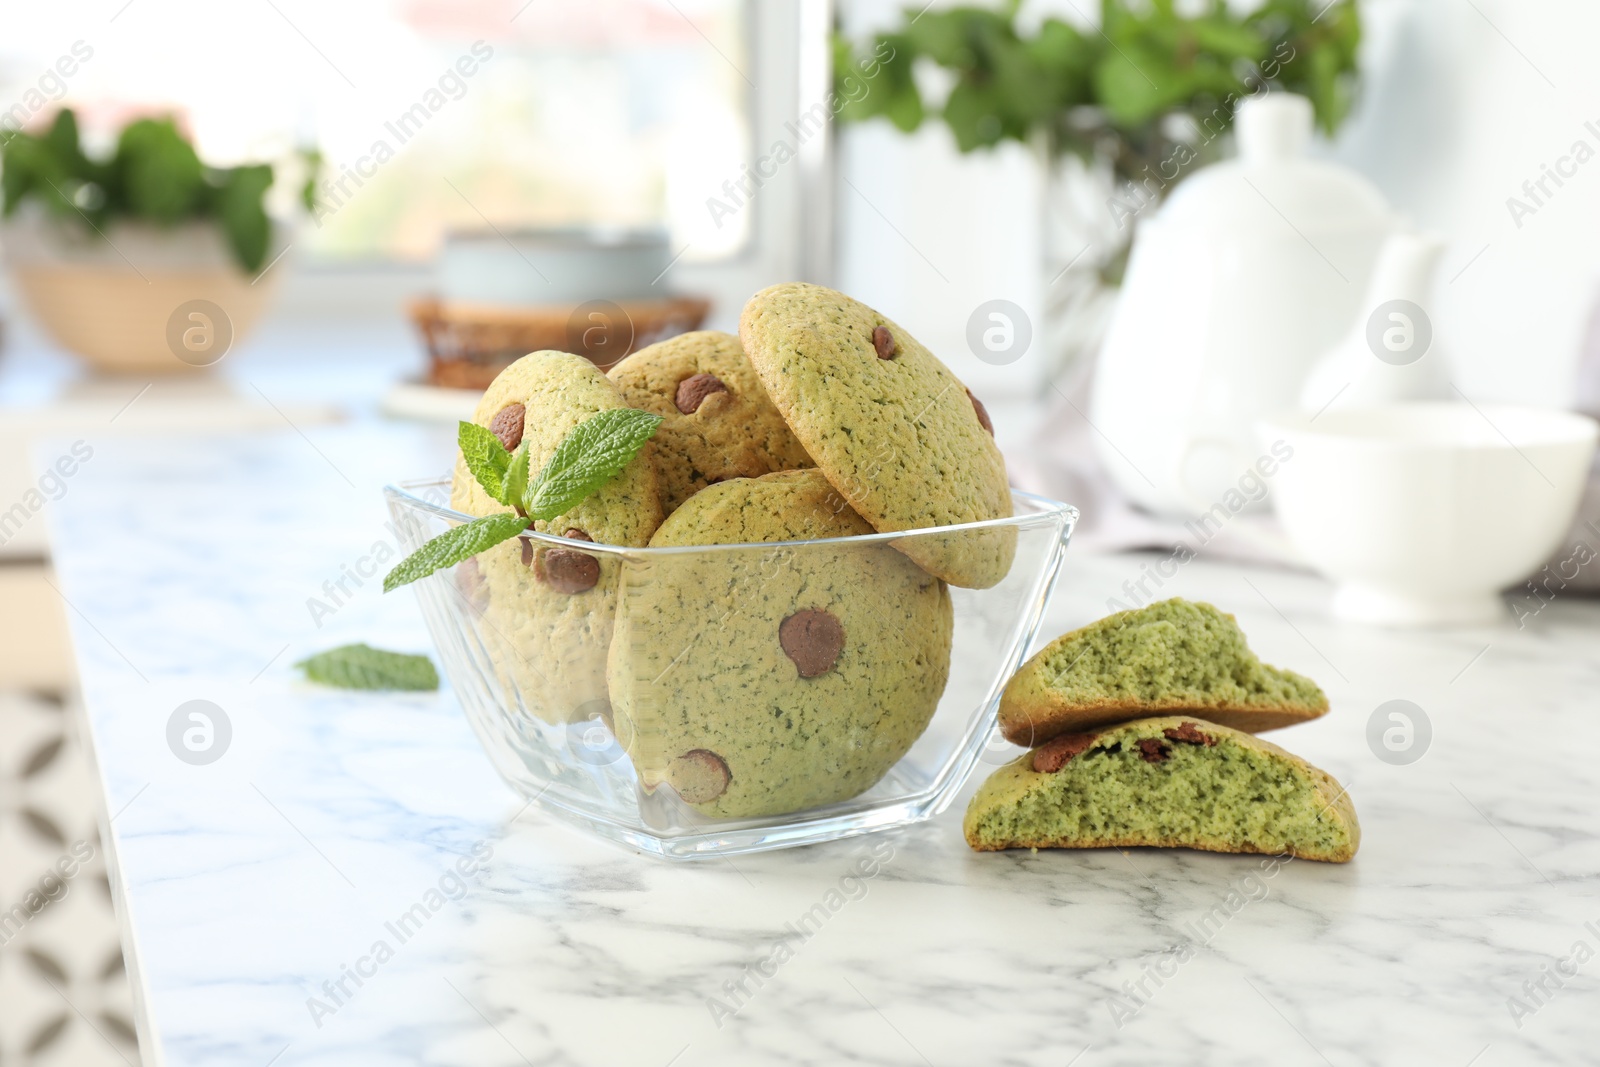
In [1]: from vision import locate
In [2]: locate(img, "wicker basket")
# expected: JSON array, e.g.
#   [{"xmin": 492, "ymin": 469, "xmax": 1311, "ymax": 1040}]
[{"xmin": 410, "ymin": 295, "xmax": 711, "ymax": 390}]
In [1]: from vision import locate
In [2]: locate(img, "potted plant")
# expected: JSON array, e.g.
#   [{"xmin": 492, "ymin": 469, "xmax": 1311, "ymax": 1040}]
[
  {"xmin": 832, "ymin": 0, "xmax": 1362, "ymax": 375},
  {"xmin": 0, "ymin": 109, "xmax": 317, "ymax": 373}
]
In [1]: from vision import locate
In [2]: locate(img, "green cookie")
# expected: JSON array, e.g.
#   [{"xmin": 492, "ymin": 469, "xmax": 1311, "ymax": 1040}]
[
  {"xmin": 608, "ymin": 330, "xmax": 814, "ymax": 515},
  {"xmin": 964, "ymin": 716, "xmax": 1359, "ymax": 862},
  {"xmin": 450, "ymin": 351, "xmax": 663, "ymax": 724},
  {"xmin": 999, "ymin": 598, "xmax": 1328, "ymax": 745},
  {"xmin": 739, "ymin": 282, "xmax": 1014, "ymax": 588},
  {"xmin": 608, "ymin": 469, "xmax": 954, "ymax": 818}
]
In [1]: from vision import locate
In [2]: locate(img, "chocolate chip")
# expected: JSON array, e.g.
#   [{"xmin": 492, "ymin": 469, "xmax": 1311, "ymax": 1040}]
[
  {"xmin": 1032, "ymin": 732, "xmax": 1098, "ymax": 773},
  {"xmin": 1163, "ymin": 721, "xmax": 1216, "ymax": 746},
  {"xmin": 456, "ymin": 557, "xmax": 489, "ymax": 614},
  {"xmin": 537, "ymin": 542, "xmax": 600, "ymax": 593},
  {"xmin": 967, "ymin": 387, "xmax": 994, "ymax": 436},
  {"xmin": 670, "ymin": 749, "xmax": 730, "ymax": 804},
  {"xmin": 779, "ymin": 609, "xmax": 844, "ymax": 677},
  {"xmin": 675, "ymin": 373, "xmax": 728, "ymax": 414},
  {"xmin": 489, "ymin": 403, "xmax": 525, "ymax": 451},
  {"xmin": 1136, "ymin": 738, "xmax": 1172, "ymax": 764},
  {"xmin": 871, "ymin": 325, "xmax": 897, "ymax": 360},
  {"xmin": 525, "ymin": 529, "xmax": 592, "ymax": 569}
]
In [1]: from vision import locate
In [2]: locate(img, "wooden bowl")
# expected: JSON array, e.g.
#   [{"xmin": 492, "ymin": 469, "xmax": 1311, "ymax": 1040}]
[{"xmin": 409, "ymin": 295, "xmax": 711, "ymax": 391}]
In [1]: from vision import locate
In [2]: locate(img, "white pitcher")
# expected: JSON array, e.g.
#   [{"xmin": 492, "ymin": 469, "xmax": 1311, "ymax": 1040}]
[{"xmin": 1089, "ymin": 93, "xmax": 1398, "ymax": 517}]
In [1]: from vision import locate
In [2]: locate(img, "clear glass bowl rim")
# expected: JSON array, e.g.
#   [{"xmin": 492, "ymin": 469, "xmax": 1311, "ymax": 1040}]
[{"xmin": 385, "ymin": 477, "xmax": 1079, "ymax": 555}]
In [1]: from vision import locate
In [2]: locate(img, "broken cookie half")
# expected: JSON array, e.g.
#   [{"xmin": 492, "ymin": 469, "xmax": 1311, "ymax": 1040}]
[
  {"xmin": 998, "ymin": 598, "xmax": 1329, "ymax": 746},
  {"xmin": 963, "ymin": 716, "xmax": 1358, "ymax": 863}
]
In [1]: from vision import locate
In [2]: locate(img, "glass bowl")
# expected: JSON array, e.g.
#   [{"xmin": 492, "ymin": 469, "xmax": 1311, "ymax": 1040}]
[{"xmin": 386, "ymin": 479, "xmax": 1076, "ymax": 859}]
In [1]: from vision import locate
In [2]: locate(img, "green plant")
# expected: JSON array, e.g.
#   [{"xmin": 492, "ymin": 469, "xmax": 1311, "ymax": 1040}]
[
  {"xmin": 0, "ymin": 109, "xmax": 318, "ymax": 273},
  {"xmin": 834, "ymin": 0, "xmax": 1360, "ymax": 189},
  {"xmin": 383, "ymin": 408, "xmax": 663, "ymax": 593}
]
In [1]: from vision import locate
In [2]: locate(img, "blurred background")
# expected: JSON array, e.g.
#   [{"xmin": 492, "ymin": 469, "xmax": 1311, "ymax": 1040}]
[{"xmin": 2, "ymin": 0, "xmax": 1599, "ymax": 1060}]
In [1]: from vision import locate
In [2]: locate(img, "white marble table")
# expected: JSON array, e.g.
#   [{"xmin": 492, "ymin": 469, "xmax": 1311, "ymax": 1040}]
[{"xmin": 47, "ymin": 424, "xmax": 1600, "ymax": 1067}]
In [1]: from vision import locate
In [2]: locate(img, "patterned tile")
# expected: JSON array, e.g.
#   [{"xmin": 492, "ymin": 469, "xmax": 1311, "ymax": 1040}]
[{"xmin": 0, "ymin": 691, "xmax": 139, "ymax": 1066}]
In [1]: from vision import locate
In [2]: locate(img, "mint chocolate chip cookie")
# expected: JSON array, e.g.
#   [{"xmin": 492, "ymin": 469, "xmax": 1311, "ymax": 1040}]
[
  {"xmin": 453, "ymin": 350, "xmax": 662, "ymax": 542},
  {"xmin": 964, "ymin": 716, "xmax": 1358, "ymax": 862},
  {"xmin": 608, "ymin": 469, "xmax": 954, "ymax": 818},
  {"xmin": 999, "ymin": 598, "xmax": 1328, "ymax": 746},
  {"xmin": 607, "ymin": 330, "xmax": 814, "ymax": 515},
  {"xmin": 738, "ymin": 283, "xmax": 1014, "ymax": 589},
  {"xmin": 451, "ymin": 351, "xmax": 663, "ymax": 724}
]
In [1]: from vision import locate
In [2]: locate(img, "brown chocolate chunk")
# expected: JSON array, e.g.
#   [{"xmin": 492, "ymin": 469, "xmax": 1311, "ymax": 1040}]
[
  {"xmin": 779, "ymin": 609, "xmax": 845, "ymax": 677},
  {"xmin": 1163, "ymin": 721, "xmax": 1216, "ymax": 746},
  {"xmin": 525, "ymin": 529, "xmax": 591, "ymax": 570},
  {"xmin": 871, "ymin": 325, "xmax": 897, "ymax": 360},
  {"xmin": 489, "ymin": 403, "xmax": 525, "ymax": 451},
  {"xmin": 675, "ymin": 372, "xmax": 728, "ymax": 414},
  {"xmin": 670, "ymin": 749, "xmax": 731, "ymax": 804},
  {"xmin": 967, "ymin": 388, "xmax": 994, "ymax": 436},
  {"xmin": 1031, "ymin": 732, "xmax": 1099, "ymax": 773},
  {"xmin": 537, "ymin": 541, "xmax": 600, "ymax": 593},
  {"xmin": 456, "ymin": 556, "xmax": 489, "ymax": 614},
  {"xmin": 1136, "ymin": 738, "xmax": 1172, "ymax": 764}
]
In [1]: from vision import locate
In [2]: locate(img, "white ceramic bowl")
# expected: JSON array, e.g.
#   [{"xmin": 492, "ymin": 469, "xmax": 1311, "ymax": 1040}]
[
  {"xmin": 438, "ymin": 226, "xmax": 670, "ymax": 307},
  {"xmin": 1259, "ymin": 402, "xmax": 1597, "ymax": 626}
]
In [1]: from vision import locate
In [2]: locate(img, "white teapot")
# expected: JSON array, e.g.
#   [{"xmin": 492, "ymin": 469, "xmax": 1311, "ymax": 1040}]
[
  {"xmin": 1299, "ymin": 230, "xmax": 1450, "ymax": 412},
  {"xmin": 1089, "ymin": 93, "xmax": 1398, "ymax": 517}
]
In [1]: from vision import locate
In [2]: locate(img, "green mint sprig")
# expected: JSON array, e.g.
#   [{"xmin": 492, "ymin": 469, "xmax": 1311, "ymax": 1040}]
[
  {"xmin": 296, "ymin": 644, "xmax": 439, "ymax": 691},
  {"xmin": 382, "ymin": 512, "xmax": 529, "ymax": 591},
  {"xmin": 501, "ymin": 440, "xmax": 533, "ymax": 510},
  {"xmin": 457, "ymin": 422, "xmax": 513, "ymax": 505},
  {"xmin": 383, "ymin": 408, "xmax": 661, "ymax": 593},
  {"xmin": 527, "ymin": 408, "xmax": 665, "ymax": 518}
]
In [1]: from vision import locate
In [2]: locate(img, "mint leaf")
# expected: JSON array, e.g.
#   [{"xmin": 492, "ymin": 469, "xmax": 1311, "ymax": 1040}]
[
  {"xmin": 383, "ymin": 512, "xmax": 528, "ymax": 592},
  {"xmin": 458, "ymin": 421, "xmax": 512, "ymax": 504},
  {"xmin": 384, "ymin": 408, "xmax": 656, "ymax": 597},
  {"xmin": 295, "ymin": 643, "xmax": 439, "ymax": 691},
  {"xmin": 502, "ymin": 439, "xmax": 532, "ymax": 513},
  {"xmin": 527, "ymin": 408, "xmax": 662, "ymax": 521}
]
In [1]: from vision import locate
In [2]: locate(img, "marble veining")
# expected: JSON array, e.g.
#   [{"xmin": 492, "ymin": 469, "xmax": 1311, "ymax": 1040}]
[{"xmin": 44, "ymin": 426, "xmax": 1600, "ymax": 1066}]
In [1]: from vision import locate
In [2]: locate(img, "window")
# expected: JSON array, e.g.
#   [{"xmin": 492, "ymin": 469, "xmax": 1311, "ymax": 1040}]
[{"xmin": 0, "ymin": 0, "xmax": 752, "ymax": 263}]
